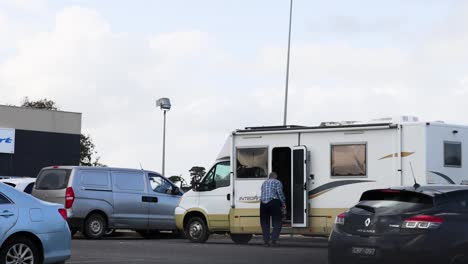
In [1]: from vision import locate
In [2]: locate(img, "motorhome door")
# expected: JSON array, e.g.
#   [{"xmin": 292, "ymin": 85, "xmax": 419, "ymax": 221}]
[{"xmin": 291, "ymin": 146, "xmax": 308, "ymax": 227}]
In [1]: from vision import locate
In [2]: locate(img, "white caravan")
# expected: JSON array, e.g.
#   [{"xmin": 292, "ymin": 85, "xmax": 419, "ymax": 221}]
[{"xmin": 175, "ymin": 117, "xmax": 468, "ymax": 243}]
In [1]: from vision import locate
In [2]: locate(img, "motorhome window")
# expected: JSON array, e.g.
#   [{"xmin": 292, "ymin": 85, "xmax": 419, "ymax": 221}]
[
  {"xmin": 201, "ymin": 162, "xmax": 230, "ymax": 190},
  {"xmin": 444, "ymin": 142, "xmax": 462, "ymax": 167},
  {"xmin": 237, "ymin": 148, "xmax": 268, "ymax": 178},
  {"xmin": 149, "ymin": 174, "xmax": 173, "ymax": 194},
  {"xmin": 331, "ymin": 144, "xmax": 366, "ymax": 177}
]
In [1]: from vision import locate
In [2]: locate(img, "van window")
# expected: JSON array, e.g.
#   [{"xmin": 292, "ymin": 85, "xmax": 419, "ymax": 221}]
[
  {"xmin": 201, "ymin": 162, "xmax": 230, "ymax": 190},
  {"xmin": 237, "ymin": 148, "xmax": 268, "ymax": 179},
  {"xmin": 24, "ymin": 183, "xmax": 34, "ymax": 194},
  {"xmin": 149, "ymin": 174, "xmax": 173, "ymax": 194},
  {"xmin": 81, "ymin": 170, "xmax": 110, "ymax": 190},
  {"xmin": 445, "ymin": 142, "xmax": 462, "ymax": 167},
  {"xmin": 35, "ymin": 169, "xmax": 71, "ymax": 190},
  {"xmin": 331, "ymin": 144, "xmax": 366, "ymax": 177},
  {"xmin": 113, "ymin": 171, "xmax": 145, "ymax": 192}
]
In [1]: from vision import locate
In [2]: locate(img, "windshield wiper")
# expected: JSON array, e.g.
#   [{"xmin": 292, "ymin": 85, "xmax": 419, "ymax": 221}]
[{"xmin": 355, "ymin": 204, "xmax": 376, "ymax": 213}]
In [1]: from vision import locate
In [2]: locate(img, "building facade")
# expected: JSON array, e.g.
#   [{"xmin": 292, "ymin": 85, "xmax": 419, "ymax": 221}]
[{"xmin": 0, "ymin": 105, "xmax": 81, "ymax": 177}]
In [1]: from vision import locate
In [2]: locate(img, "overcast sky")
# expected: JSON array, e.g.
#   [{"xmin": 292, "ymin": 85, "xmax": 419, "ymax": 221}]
[{"xmin": 1, "ymin": 0, "xmax": 468, "ymax": 179}]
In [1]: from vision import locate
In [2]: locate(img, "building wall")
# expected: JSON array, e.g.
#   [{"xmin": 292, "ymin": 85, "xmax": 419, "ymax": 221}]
[{"xmin": 0, "ymin": 105, "xmax": 82, "ymax": 177}]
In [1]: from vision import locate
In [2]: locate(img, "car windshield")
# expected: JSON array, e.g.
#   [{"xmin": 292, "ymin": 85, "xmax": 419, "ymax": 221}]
[
  {"xmin": 355, "ymin": 189, "xmax": 434, "ymax": 214},
  {"xmin": 35, "ymin": 169, "xmax": 71, "ymax": 190}
]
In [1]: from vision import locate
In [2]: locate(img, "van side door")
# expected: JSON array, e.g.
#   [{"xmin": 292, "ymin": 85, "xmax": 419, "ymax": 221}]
[
  {"xmin": 111, "ymin": 170, "xmax": 149, "ymax": 229},
  {"xmin": 147, "ymin": 173, "xmax": 182, "ymax": 230}
]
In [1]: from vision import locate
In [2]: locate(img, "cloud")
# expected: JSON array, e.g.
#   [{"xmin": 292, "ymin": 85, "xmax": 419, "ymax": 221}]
[{"xmin": 1, "ymin": 2, "xmax": 468, "ymax": 180}]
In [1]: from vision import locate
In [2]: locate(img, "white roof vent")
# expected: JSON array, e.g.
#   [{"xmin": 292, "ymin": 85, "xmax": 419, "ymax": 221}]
[{"xmin": 369, "ymin": 116, "xmax": 419, "ymax": 124}]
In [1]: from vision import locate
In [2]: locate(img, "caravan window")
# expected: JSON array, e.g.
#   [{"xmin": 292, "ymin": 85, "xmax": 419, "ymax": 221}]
[
  {"xmin": 445, "ymin": 142, "xmax": 462, "ymax": 167},
  {"xmin": 237, "ymin": 147, "xmax": 268, "ymax": 179},
  {"xmin": 331, "ymin": 144, "xmax": 367, "ymax": 177}
]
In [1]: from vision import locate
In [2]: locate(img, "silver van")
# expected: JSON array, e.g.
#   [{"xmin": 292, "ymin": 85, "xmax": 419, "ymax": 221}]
[{"xmin": 31, "ymin": 166, "xmax": 183, "ymax": 239}]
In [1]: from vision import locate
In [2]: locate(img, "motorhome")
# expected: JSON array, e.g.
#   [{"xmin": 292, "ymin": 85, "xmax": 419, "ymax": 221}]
[{"xmin": 175, "ymin": 116, "xmax": 468, "ymax": 243}]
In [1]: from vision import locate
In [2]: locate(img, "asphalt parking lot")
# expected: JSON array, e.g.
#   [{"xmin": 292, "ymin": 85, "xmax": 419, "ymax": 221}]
[{"xmin": 68, "ymin": 232, "xmax": 329, "ymax": 264}]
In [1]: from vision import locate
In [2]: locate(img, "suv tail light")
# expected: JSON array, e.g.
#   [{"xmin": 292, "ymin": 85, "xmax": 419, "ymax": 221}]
[
  {"xmin": 402, "ymin": 215, "xmax": 444, "ymax": 229},
  {"xmin": 335, "ymin": 212, "xmax": 346, "ymax": 225},
  {"xmin": 65, "ymin": 187, "xmax": 75, "ymax": 209},
  {"xmin": 58, "ymin": 208, "xmax": 67, "ymax": 220}
]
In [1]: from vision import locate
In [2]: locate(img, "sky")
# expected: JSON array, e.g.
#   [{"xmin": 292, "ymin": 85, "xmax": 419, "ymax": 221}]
[{"xmin": 1, "ymin": 0, "xmax": 468, "ymax": 180}]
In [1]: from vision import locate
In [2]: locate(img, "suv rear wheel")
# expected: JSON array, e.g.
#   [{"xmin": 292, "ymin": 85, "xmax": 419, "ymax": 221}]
[
  {"xmin": 84, "ymin": 213, "xmax": 107, "ymax": 239},
  {"xmin": 185, "ymin": 216, "xmax": 209, "ymax": 243}
]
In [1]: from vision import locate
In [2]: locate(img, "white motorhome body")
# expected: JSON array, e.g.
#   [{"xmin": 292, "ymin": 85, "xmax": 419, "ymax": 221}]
[{"xmin": 176, "ymin": 119, "xmax": 468, "ymax": 242}]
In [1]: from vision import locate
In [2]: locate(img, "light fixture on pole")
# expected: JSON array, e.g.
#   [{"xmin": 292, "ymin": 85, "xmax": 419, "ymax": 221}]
[
  {"xmin": 283, "ymin": 0, "xmax": 293, "ymax": 126},
  {"xmin": 156, "ymin": 97, "xmax": 171, "ymax": 176}
]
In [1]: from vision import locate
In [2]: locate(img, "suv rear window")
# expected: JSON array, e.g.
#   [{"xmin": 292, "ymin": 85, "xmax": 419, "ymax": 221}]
[
  {"xmin": 35, "ymin": 169, "xmax": 71, "ymax": 190},
  {"xmin": 357, "ymin": 189, "xmax": 434, "ymax": 214}
]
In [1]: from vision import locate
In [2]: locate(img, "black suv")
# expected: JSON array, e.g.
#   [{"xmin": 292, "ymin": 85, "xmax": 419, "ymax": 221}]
[{"xmin": 329, "ymin": 185, "xmax": 468, "ymax": 264}]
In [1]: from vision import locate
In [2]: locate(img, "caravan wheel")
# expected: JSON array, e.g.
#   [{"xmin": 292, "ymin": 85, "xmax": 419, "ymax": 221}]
[
  {"xmin": 185, "ymin": 216, "xmax": 209, "ymax": 243},
  {"xmin": 230, "ymin": 234, "xmax": 252, "ymax": 244}
]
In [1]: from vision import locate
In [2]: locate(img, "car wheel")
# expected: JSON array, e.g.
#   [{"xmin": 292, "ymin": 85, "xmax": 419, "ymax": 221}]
[
  {"xmin": 0, "ymin": 236, "xmax": 41, "ymax": 264},
  {"xmin": 185, "ymin": 216, "xmax": 209, "ymax": 243},
  {"xmin": 84, "ymin": 213, "xmax": 107, "ymax": 239},
  {"xmin": 230, "ymin": 234, "xmax": 252, "ymax": 244}
]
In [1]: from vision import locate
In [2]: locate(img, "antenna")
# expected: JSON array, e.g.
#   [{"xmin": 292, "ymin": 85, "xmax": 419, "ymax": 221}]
[
  {"xmin": 139, "ymin": 162, "xmax": 144, "ymax": 170},
  {"xmin": 409, "ymin": 162, "xmax": 420, "ymax": 189}
]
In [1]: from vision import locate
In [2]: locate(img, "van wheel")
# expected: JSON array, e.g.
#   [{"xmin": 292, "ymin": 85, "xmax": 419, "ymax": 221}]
[
  {"xmin": 0, "ymin": 236, "xmax": 41, "ymax": 264},
  {"xmin": 230, "ymin": 234, "xmax": 252, "ymax": 244},
  {"xmin": 84, "ymin": 213, "xmax": 107, "ymax": 239},
  {"xmin": 185, "ymin": 216, "xmax": 209, "ymax": 243}
]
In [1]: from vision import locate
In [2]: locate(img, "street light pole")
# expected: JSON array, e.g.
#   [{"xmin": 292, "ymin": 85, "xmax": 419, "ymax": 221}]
[
  {"xmin": 283, "ymin": 0, "xmax": 293, "ymax": 126},
  {"xmin": 156, "ymin": 98, "xmax": 171, "ymax": 177},
  {"xmin": 162, "ymin": 110, "xmax": 167, "ymax": 177}
]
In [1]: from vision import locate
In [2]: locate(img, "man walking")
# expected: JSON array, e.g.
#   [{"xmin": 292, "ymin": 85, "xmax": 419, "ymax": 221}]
[{"xmin": 260, "ymin": 171, "xmax": 286, "ymax": 247}]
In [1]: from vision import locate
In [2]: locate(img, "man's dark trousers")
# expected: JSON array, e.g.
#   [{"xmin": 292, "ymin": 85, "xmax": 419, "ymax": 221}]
[{"xmin": 260, "ymin": 199, "xmax": 282, "ymax": 243}]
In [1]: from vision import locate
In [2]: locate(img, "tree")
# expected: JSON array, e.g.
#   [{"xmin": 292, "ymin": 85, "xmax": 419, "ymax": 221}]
[
  {"xmin": 21, "ymin": 97, "xmax": 58, "ymax": 110},
  {"xmin": 189, "ymin": 166, "xmax": 206, "ymax": 187},
  {"xmin": 19, "ymin": 97, "xmax": 104, "ymax": 166}
]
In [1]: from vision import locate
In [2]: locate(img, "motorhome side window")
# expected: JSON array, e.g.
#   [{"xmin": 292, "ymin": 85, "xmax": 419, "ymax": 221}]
[
  {"xmin": 444, "ymin": 142, "xmax": 462, "ymax": 167},
  {"xmin": 202, "ymin": 162, "xmax": 230, "ymax": 190},
  {"xmin": 236, "ymin": 148, "xmax": 268, "ymax": 179},
  {"xmin": 331, "ymin": 144, "xmax": 367, "ymax": 177}
]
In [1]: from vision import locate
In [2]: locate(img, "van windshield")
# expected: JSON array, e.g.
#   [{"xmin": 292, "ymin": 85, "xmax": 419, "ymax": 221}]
[{"xmin": 35, "ymin": 169, "xmax": 71, "ymax": 190}]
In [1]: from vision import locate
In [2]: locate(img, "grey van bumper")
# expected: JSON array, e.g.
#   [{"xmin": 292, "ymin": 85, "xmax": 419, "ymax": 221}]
[{"xmin": 67, "ymin": 217, "xmax": 84, "ymax": 230}]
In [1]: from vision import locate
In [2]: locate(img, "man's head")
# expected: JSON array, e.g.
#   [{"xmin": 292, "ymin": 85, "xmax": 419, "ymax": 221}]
[{"xmin": 269, "ymin": 172, "xmax": 278, "ymax": 179}]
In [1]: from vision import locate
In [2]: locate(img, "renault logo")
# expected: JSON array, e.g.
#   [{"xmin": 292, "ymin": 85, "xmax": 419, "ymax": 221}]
[{"xmin": 365, "ymin": 218, "xmax": 371, "ymax": 227}]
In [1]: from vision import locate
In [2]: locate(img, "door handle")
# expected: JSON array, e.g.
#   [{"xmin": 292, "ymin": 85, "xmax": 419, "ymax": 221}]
[
  {"xmin": 0, "ymin": 210, "xmax": 14, "ymax": 217},
  {"xmin": 227, "ymin": 194, "xmax": 230, "ymax": 201},
  {"xmin": 142, "ymin": 196, "xmax": 158, "ymax": 203}
]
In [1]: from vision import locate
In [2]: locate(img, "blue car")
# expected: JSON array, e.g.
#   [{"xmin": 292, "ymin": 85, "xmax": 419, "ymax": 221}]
[{"xmin": 0, "ymin": 182, "xmax": 71, "ymax": 264}]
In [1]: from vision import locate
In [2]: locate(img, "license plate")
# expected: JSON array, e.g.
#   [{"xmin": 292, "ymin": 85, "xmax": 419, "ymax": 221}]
[{"xmin": 351, "ymin": 247, "xmax": 376, "ymax": 256}]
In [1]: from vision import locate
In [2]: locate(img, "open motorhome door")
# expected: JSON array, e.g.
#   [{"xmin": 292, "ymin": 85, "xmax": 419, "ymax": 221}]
[{"xmin": 291, "ymin": 146, "xmax": 308, "ymax": 227}]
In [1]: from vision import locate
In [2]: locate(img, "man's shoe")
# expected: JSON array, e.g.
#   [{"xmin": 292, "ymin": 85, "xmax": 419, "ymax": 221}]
[
  {"xmin": 271, "ymin": 241, "xmax": 279, "ymax": 247},
  {"xmin": 263, "ymin": 241, "xmax": 270, "ymax": 247}
]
